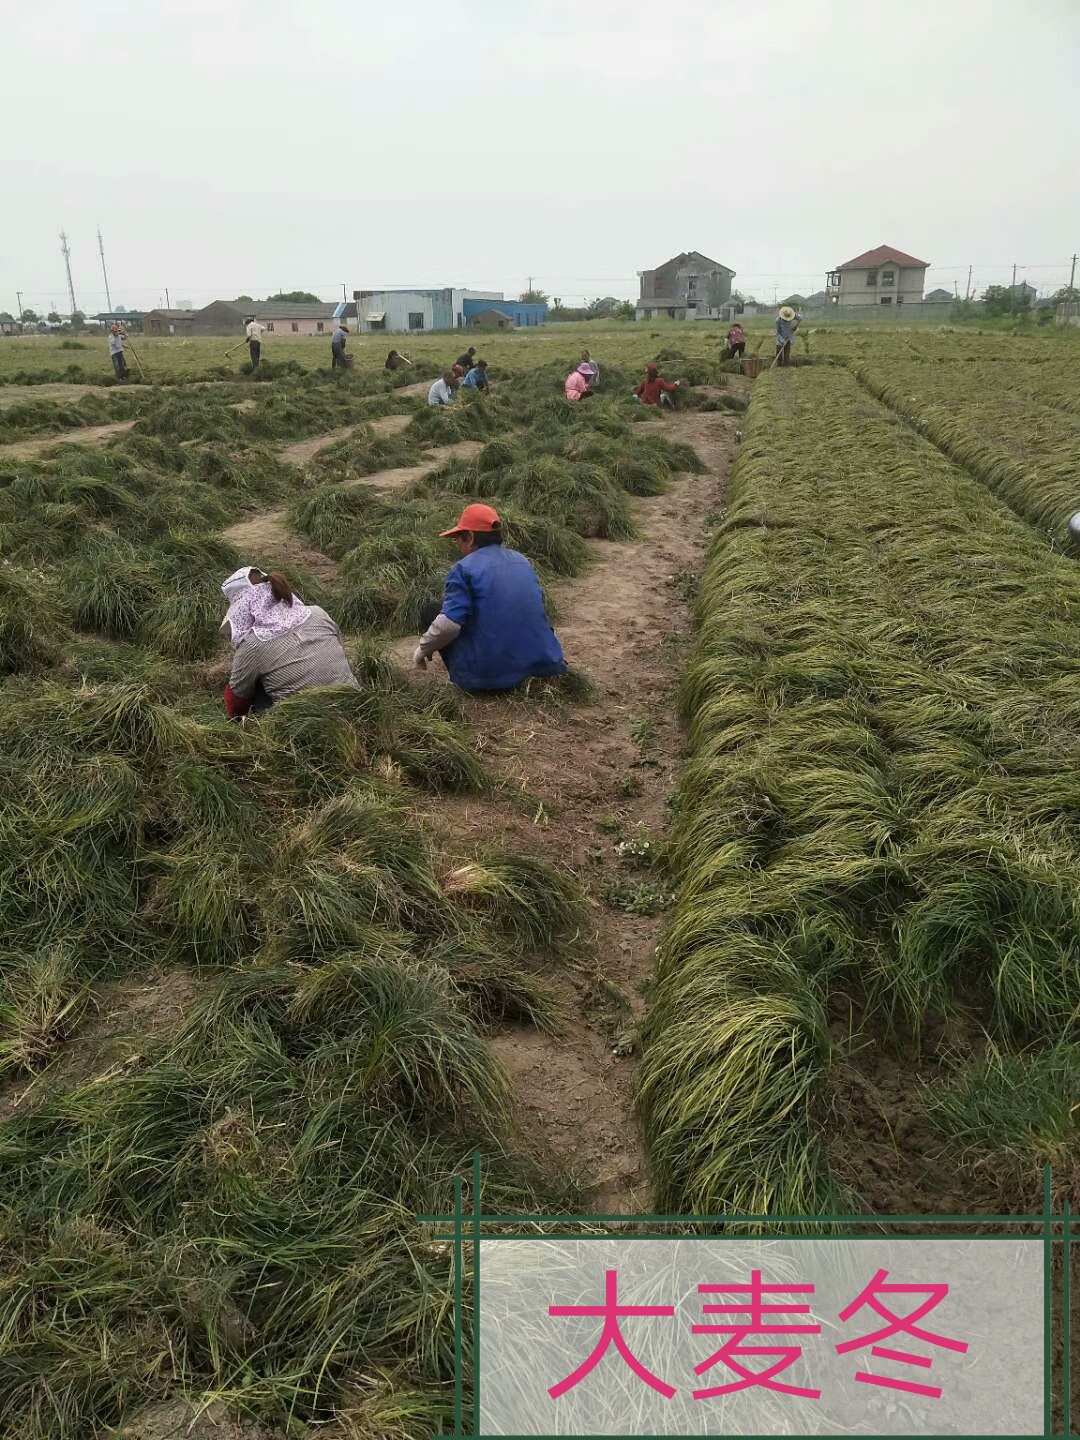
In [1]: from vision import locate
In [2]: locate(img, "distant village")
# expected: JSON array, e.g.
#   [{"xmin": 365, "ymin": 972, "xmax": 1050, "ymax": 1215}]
[{"xmin": 3, "ymin": 246, "xmax": 1069, "ymax": 337}]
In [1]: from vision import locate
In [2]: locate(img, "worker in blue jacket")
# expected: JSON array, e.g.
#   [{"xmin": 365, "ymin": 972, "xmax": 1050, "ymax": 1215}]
[{"xmin": 413, "ymin": 503, "xmax": 567, "ymax": 691}]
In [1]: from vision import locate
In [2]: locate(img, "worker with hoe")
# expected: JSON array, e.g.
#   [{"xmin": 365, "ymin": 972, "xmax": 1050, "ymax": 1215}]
[
  {"xmin": 219, "ymin": 567, "xmax": 357, "ymax": 718},
  {"xmin": 107, "ymin": 322, "xmax": 128, "ymax": 380},
  {"xmin": 633, "ymin": 361, "xmax": 680, "ymax": 408},
  {"xmin": 385, "ymin": 348, "xmax": 412, "ymax": 370},
  {"xmin": 456, "ymin": 344, "xmax": 477, "ymax": 373},
  {"xmin": 724, "ymin": 321, "xmax": 747, "ymax": 360},
  {"xmin": 775, "ymin": 305, "xmax": 800, "ymax": 367},
  {"xmin": 245, "ymin": 315, "xmax": 266, "ymax": 370},
  {"xmin": 331, "ymin": 319, "xmax": 351, "ymax": 369},
  {"xmin": 414, "ymin": 503, "xmax": 567, "ymax": 691}
]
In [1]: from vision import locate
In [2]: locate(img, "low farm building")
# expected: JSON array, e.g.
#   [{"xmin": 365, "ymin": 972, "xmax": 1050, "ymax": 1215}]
[
  {"xmin": 192, "ymin": 301, "xmax": 357, "ymax": 337},
  {"xmin": 353, "ymin": 288, "xmax": 545, "ymax": 333},
  {"xmin": 143, "ymin": 309, "xmax": 196, "ymax": 336}
]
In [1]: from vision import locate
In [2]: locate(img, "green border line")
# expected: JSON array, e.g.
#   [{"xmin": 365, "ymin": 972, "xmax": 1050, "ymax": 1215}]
[
  {"xmin": 453, "ymin": 1173, "xmax": 463, "ymax": 1438},
  {"xmin": 473, "ymin": 1151, "xmax": 482, "ymax": 1440},
  {"xmin": 435, "ymin": 1153, "xmax": 1055, "ymax": 1438},
  {"xmin": 418, "ymin": 1212, "xmax": 1044, "ymax": 1225},
  {"xmin": 1065, "ymin": 1196, "xmax": 1071, "ymax": 1438},
  {"xmin": 1046, "ymin": 1164, "xmax": 1053, "ymax": 1437}
]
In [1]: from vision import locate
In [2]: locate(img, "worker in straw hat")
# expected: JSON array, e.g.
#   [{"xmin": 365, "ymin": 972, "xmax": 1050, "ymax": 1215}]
[
  {"xmin": 413, "ymin": 503, "xmax": 567, "ymax": 692},
  {"xmin": 775, "ymin": 305, "xmax": 801, "ymax": 368}
]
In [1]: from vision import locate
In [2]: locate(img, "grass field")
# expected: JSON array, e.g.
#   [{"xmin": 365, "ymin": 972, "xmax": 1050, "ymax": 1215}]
[{"xmin": 1, "ymin": 317, "xmax": 1078, "ymax": 1434}]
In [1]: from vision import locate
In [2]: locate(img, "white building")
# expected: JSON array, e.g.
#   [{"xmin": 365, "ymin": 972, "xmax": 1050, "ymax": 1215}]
[{"xmin": 354, "ymin": 288, "xmax": 503, "ymax": 334}]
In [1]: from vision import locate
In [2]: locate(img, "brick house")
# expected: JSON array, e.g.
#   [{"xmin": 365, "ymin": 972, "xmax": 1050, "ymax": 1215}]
[
  {"xmin": 824, "ymin": 246, "xmax": 929, "ymax": 308},
  {"xmin": 635, "ymin": 251, "xmax": 736, "ymax": 321}
]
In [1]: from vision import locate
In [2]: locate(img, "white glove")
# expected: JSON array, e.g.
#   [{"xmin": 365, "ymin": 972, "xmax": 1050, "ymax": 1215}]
[{"xmin": 412, "ymin": 646, "xmax": 428, "ymax": 669}]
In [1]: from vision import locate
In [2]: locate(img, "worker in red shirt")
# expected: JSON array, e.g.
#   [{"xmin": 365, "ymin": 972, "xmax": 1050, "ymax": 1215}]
[{"xmin": 633, "ymin": 362, "xmax": 680, "ymax": 408}]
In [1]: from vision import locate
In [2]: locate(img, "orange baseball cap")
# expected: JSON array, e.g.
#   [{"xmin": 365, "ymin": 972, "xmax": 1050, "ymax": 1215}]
[{"xmin": 440, "ymin": 503, "xmax": 502, "ymax": 537}]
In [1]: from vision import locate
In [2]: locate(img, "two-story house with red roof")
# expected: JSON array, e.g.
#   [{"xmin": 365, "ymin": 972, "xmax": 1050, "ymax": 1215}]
[{"xmin": 824, "ymin": 246, "xmax": 929, "ymax": 308}]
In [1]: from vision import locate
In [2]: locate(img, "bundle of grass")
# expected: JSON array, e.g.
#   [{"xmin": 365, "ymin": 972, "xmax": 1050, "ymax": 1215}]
[
  {"xmin": 290, "ymin": 482, "xmax": 387, "ymax": 556},
  {"xmin": 67, "ymin": 542, "xmax": 161, "ymax": 639},
  {"xmin": 136, "ymin": 392, "xmax": 246, "ymax": 444},
  {"xmin": 404, "ymin": 396, "xmax": 503, "ymax": 445},
  {"xmin": 257, "ymin": 682, "xmax": 488, "ymax": 795},
  {"xmin": 440, "ymin": 853, "xmax": 587, "ymax": 955},
  {"xmin": 0, "ymin": 564, "xmax": 65, "ymax": 673},
  {"xmin": 306, "ymin": 427, "xmax": 416, "ymax": 484},
  {"xmin": 0, "ymin": 944, "xmax": 88, "ymax": 1078}
]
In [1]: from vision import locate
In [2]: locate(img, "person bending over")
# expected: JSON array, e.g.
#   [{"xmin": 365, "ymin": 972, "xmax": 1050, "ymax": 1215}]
[
  {"xmin": 413, "ymin": 504, "xmax": 567, "ymax": 692},
  {"xmin": 564, "ymin": 361, "xmax": 596, "ymax": 401},
  {"xmin": 220, "ymin": 567, "xmax": 358, "ymax": 718},
  {"xmin": 725, "ymin": 323, "xmax": 746, "ymax": 360},
  {"xmin": 462, "ymin": 358, "xmax": 489, "ymax": 391},
  {"xmin": 428, "ymin": 370, "xmax": 458, "ymax": 405},
  {"xmin": 634, "ymin": 361, "xmax": 680, "ymax": 408}
]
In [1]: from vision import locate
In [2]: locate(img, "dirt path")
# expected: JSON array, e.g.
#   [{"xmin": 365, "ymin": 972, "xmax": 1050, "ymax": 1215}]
[
  {"xmin": 0, "ymin": 419, "xmax": 137, "ymax": 460},
  {"xmin": 406, "ymin": 410, "xmax": 736, "ymax": 1211},
  {"xmin": 222, "ymin": 511, "xmax": 340, "ymax": 582}
]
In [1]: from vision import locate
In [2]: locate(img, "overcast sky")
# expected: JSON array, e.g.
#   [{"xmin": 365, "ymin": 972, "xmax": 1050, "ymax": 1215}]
[{"xmin": 4, "ymin": 0, "xmax": 1078, "ymax": 314}]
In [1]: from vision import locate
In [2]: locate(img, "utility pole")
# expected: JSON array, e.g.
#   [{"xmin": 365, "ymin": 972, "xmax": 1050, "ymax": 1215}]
[
  {"xmin": 165, "ymin": 287, "xmax": 170, "ymax": 309},
  {"xmin": 16, "ymin": 290, "xmax": 23, "ymax": 320},
  {"xmin": 97, "ymin": 228, "xmax": 112, "ymax": 313},
  {"xmin": 1071, "ymin": 253, "xmax": 1077, "ymax": 291},
  {"xmin": 1011, "ymin": 262, "xmax": 1017, "ymax": 291},
  {"xmin": 965, "ymin": 264, "xmax": 973, "ymax": 301},
  {"xmin": 59, "ymin": 231, "xmax": 77, "ymax": 315}
]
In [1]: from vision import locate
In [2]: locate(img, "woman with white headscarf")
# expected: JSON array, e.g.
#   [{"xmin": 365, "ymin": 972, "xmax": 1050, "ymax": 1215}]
[{"xmin": 219, "ymin": 567, "xmax": 358, "ymax": 719}]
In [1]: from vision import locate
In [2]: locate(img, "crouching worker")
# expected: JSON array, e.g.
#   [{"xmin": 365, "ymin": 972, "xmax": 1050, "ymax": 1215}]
[
  {"xmin": 413, "ymin": 504, "xmax": 567, "ymax": 692},
  {"xmin": 220, "ymin": 567, "xmax": 358, "ymax": 719},
  {"xmin": 634, "ymin": 362, "xmax": 680, "ymax": 408}
]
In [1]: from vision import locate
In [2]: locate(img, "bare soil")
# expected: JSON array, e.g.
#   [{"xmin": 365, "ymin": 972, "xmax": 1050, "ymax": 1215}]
[
  {"xmin": 222, "ymin": 511, "xmax": 340, "ymax": 583},
  {"xmin": 0, "ymin": 419, "xmax": 136, "ymax": 459},
  {"xmin": 402, "ymin": 410, "xmax": 737, "ymax": 1210}
]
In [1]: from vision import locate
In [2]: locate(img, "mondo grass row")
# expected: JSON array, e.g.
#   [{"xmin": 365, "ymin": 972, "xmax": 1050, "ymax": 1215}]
[
  {"xmin": 639, "ymin": 365, "xmax": 1080, "ymax": 1217},
  {"xmin": 854, "ymin": 357, "xmax": 1080, "ymax": 544}
]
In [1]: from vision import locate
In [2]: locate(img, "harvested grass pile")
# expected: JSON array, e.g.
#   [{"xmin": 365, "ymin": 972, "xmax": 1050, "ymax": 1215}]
[
  {"xmin": 0, "ymin": 662, "xmax": 585, "ymax": 1431},
  {"xmin": 639, "ymin": 366, "xmax": 1080, "ymax": 1217}
]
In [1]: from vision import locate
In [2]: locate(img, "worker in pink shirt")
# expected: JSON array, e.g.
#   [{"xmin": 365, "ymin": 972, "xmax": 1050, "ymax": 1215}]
[{"xmin": 564, "ymin": 361, "xmax": 596, "ymax": 402}]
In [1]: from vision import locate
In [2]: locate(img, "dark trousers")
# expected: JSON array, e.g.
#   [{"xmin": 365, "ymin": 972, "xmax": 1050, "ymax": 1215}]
[
  {"xmin": 111, "ymin": 351, "xmax": 127, "ymax": 379},
  {"xmin": 331, "ymin": 346, "xmax": 350, "ymax": 368},
  {"xmin": 248, "ymin": 341, "xmax": 261, "ymax": 369},
  {"xmin": 776, "ymin": 341, "xmax": 792, "ymax": 367},
  {"xmin": 727, "ymin": 341, "xmax": 746, "ymax": 360}
]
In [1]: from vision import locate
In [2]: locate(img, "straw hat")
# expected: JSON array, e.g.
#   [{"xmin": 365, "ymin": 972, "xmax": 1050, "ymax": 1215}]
[{"xmin": 779, "ymin": 305, "xmax": 796, "ymax": 321}]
